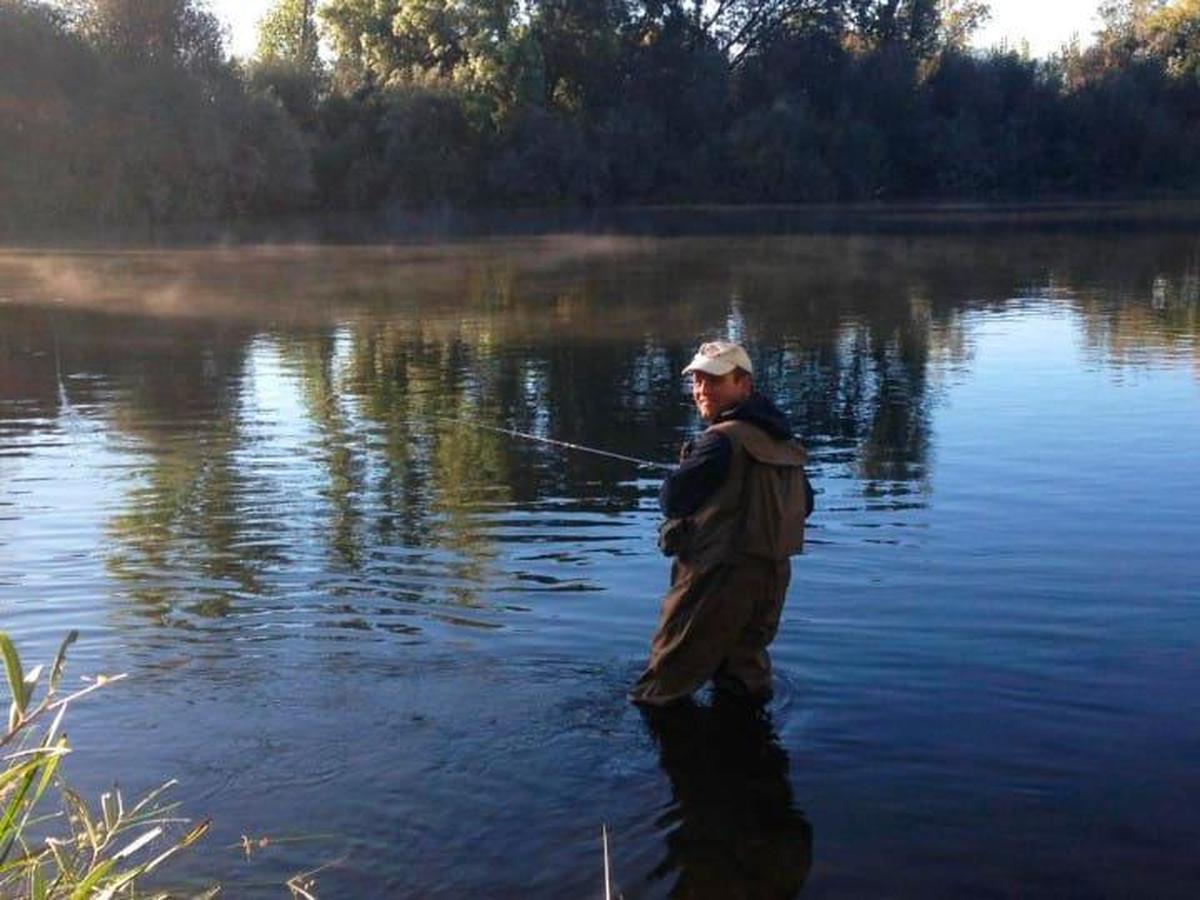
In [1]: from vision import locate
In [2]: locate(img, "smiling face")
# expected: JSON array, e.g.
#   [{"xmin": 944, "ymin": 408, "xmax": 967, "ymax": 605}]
[{"xmin": 691, "ymin": 368, "xmax": 752, "ymax": 422}]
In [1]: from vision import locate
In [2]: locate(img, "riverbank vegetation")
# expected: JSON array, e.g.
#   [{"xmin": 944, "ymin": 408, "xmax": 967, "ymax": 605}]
[
  {"xmin": 3, "ymin": 0, "xmax": 1200, "ymax": 233},
  {"xmin": 0, "ymin": 631, "xmax": 211, "ymax": 897}
]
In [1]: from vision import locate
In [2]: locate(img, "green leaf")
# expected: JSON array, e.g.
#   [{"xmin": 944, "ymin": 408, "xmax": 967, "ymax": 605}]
[
  {"xmin": 0, "ymin": 744, "xmax": 67, "ymax": 868},
  {"xmin": 101, "ymin": 791, "xmax": 118, "ymax": 832},
  {"xmin": 68, "ymin": 858, "xmax": 114, "ymax": 899},
  {"xmin": 62, "ymin": 789, "xmax": 99, "ymax": 852},
  {"xmin": 22, "ymin": 666, "xmax": 44, "ymax": 706},
  {"xmin": 93, "ymin": 865, "xmax": 138, "ymax": 900},
  {"xmin": 0, "ymin": 756, "xmax": 41, "ymax": 864},
  {"xmin": 28, "ymin": 858, "xmax": 47, "ymax": 900},
  {"xmin": 112, "ymin": 825, "xmax": 162, "ymax": 861},
  {"xmin": 127, "ymin": 780, "xmax": 178, "ymax": 821},
  {"xmin": 0, "ymin": 853, "xmax": 34, "ymax": 880},
  {"xmin": 134, "ymin": 818, "xmax": 211, "ymax": 881},
  {"xmin": 0, "ymin": 754, "xmax": 43, "ymax": 795},
  {"xmin": 29, "ymin": 739, "xmax": 67, "ymax": 814},
  {"xmin": 44, "ymin": 837, "xmax": 74, "ymax": 886},
  {"xmin": 0, "ymin": 633, "xmax": 28, "ymax": 715},
  {"xmin": 49, "ymin": 631, "xmax": 78, "ymax": 693}
]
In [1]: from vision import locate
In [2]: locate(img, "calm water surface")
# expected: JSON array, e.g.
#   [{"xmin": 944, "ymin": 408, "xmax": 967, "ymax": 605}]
[{"xmin": 1, "ymin": 211, "xmax": 1198, "ymax": 897}]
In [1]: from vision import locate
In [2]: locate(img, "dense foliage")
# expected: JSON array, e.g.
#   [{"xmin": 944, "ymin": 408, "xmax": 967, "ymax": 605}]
[{"xmin": 3, "ymin": 0, "xmax": 1200, "ymax": 232}]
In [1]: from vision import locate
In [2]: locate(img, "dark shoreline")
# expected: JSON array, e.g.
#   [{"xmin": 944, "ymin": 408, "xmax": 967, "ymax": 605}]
[{"xmin": 7, "ymin": 198, "xmax": 1200, "ymax": 250}]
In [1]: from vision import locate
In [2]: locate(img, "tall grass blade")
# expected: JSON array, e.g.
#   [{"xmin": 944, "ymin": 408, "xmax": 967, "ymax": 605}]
[
  {"xmin": 112, "ymin": 826, "xmax": 163, "ymax": 861},
  {"xmin": 0, "ymin": 634, "xmax": 28, "ymax": 715},
  {"xmin": 0, "ymin": 758, "xmax": 42, "ymax": 863},
  {"xmin": 285, "ymin": 854, "xmax": 345, "ymax": 900},
  {"xmin": 140, "ymin": 818, "xmax": 211, "ymax": 874},
  {"xmin": 44, "ymin": 703, "xmax": 68, "ymax": 747},
  {"xmin": 32, "ymin": 739, "xmax": 67, "ymax": 806},
  {"xmin": 43, "ymin": 837, "xmax": 74, "ymax": 888},
  {"xmin": 93, "ymin": 819, "xmax": 212, "ymax": 899},
  {"xmin": 48, "ymin": 631, "xmax": 78, "ymax": 692},
  {"xmin": 62, "ymin": 788, "xmax": 99, "ymax": 851},
  {"xmin": 0, "ymin": 632, "xmax": 209, "ymax": 897},
  {"xmin": 6, "ymin": 738, "xmax": 68, "ymax": 859},
  {"xmin": 67, "ymin": 857, "xmax": 114, "ymax": 899},
  {"xmin": 23, "ymin": 666, "xmax": 44, "ymax": 701},
  {"xmin": 127, "ymin": 779, "xmax": 179, "ymax": 820},
  {"xmin": 28, "ymin": 858, "xmax": 47, "ymax": 900},
  {"xmin": 101, "ymin": 791, "xmax": 118, "ymax": 832},
  {"xmin": 0, "ymin": 754, "xmax": 42, "ymax": 792},
  {"xmin": 602, "ymin": 824, "xmax": 612, "ymax": 900}
]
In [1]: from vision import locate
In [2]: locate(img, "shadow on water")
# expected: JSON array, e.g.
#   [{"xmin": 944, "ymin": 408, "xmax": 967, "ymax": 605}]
[{"xmin": 639, "ymin": 699, "xmax": 813, "ymax": 899}]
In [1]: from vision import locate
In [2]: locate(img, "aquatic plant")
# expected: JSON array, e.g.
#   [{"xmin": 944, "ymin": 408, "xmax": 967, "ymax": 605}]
[{"xmin": 0, "ymin": 630, "xmax": 211, "ymax": 898}]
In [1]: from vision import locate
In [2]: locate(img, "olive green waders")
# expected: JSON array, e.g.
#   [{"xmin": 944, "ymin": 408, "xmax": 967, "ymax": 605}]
[
  {"xmin": 632, "ymin": 418, "xmax": 807, "ymax": 706},
  {"xmin": 630, "ymin": 556, "xmax": 791, "ymax": 706}
]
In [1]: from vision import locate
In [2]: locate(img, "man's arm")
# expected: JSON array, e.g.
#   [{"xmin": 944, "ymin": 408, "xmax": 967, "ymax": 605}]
[{"xmin": 659, "ymin": 430, "xmax": 733, "ymax": 518}]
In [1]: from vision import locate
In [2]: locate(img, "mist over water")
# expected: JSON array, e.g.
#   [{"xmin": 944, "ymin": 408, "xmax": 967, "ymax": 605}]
[{"xmin": 1, "ymin": 212, "xmax": 1198, "ymax": 896}]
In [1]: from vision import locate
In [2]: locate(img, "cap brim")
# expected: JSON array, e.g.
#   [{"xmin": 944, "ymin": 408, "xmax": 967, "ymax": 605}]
[{"xmin": 682, "ymin": 357, "xmax": 738, "ymax": 376}]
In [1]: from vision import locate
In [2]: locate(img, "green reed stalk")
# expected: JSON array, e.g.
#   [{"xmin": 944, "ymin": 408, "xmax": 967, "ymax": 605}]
[{"xmin": 0, "ymin": 630, "xmax": 212, "ymax": 898}]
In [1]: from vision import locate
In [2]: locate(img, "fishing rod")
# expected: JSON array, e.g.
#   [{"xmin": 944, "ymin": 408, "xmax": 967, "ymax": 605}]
[{"xmin": 437, "ymin": 417, "xmax": 674, "ymax": 472}]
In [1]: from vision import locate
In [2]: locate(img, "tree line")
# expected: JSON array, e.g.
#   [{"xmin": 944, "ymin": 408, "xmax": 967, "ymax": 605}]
[{"xmin": 3, "ymin": 0, "xmax": 1200, "ymax": 233}]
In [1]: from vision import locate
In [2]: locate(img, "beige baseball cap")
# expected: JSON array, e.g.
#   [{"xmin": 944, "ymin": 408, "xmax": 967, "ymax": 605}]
[{"xmin": 681, "ymin": 340, "xmax": 753, "ymax": 376}]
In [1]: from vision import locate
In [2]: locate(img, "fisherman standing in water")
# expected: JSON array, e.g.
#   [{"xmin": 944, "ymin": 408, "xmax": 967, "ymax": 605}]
[{"xmin": 631, "ymin": 340, "xmax": 813, "ymax": 706}]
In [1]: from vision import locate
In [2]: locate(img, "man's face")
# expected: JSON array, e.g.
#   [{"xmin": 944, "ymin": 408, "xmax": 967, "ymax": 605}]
[{"xmin": 691, "ymin": 369, "xmax": 751, "ymax": 421}]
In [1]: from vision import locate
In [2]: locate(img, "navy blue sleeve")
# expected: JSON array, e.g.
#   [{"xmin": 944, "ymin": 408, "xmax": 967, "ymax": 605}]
[{"xmin": 659, "ymin": 430, "xmax": 733, "ymax": 518}]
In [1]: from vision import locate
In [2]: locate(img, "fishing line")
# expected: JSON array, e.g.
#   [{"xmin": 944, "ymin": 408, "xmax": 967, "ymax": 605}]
[{"xmin": 437, "ymin": 417, "xmax": 674, "ymax": 472}]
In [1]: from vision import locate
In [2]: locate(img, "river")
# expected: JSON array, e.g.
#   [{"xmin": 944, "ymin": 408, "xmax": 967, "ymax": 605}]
[{"xmin": 1, "ymin": 206, "xmax": 1198, "ymax": 897}]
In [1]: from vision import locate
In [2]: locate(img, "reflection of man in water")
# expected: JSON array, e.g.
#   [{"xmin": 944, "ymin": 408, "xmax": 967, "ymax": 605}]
[
  {"xmin": 642, "ymin": 698, "xmax": 813, "ymax": 898},
  {"xmin": 631, "ymin": 341, "xmax": 812, "ymax": 706}
]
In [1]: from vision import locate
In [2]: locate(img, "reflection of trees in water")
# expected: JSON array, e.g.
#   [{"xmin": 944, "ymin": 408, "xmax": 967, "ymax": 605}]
[
  {"xmin": 275, "ymin": 329, "xmax": 367, "ymax": 570},
  {"xmin": 0, "ymin": 241, "xmax": 999, "ymax": 627},
  {"xmin": 5, "ymin": 229, "xmax": 1199, "ymax": 628},
  {"xmin": 298, "ymin": 249, "xmax": 956, "ymax": 602},
  {"xmin": 331, "ymin": 323, "xmax": 512, "ymax": 604},
  {"xmin": 1063, "ymin": 238, "xmax": 1200, "ymax": 375},
  {"xmin": 316, "ymin": 318, "xmax": 659, "ymax": 604},
  {"xmin": 106, "ymin": 424, "xmax": 251, "ymax": 620},
  {"xmin": 774, "ymin": 313, "xmax": 936, "ymax": 489},
  {"xmin": 99, "ymin": 331, "xmax": 263, "ymax": 623},
  {"xmin": 0, "ymin": 309, "xmax": 267, "ymax": 622},
  {"xmin": 706, "ymin": 241, "xmax": 966, "ymax": 492},
  {"xmin": 0, "ymin": 307, "xmax": 61, "ymax": 427}
]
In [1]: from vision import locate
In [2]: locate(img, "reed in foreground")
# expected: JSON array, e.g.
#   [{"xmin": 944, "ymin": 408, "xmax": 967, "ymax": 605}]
[{"xmin": 1, "ymin": 630, "xmax": 212, "ymax": 898}]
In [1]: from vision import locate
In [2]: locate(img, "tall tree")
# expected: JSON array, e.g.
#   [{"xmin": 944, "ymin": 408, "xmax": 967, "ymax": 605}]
[
  {"xmin": 850, "ymin": 0, "xmax": 942, "ymax": 57},
  {"xmin": 532, "ymin": 0, "xmax": 628, "ymax": 115},
  {"xmin": 252, "ymin": 0, "xmax": 326, "ymax": 128},
  {"xmin": 936, "ymin": 0, "xmax": 989, "ymax": 50},
  {"xmin": 256, "ymin": 0, "xmax": 320, "ymax": 69},
  {"xmin": 320, "ymin": 0, "xmax": 521, "ymax": 84},
  {"xmin": 1144, "ymin": 0, "xmax": 1200, "ymax": 77},
  {"xmin": 1094, "ymin": 0, "xmax": 1168, "ymax": 64},
  {"xmin": 71, "ymin": 0, "xmax": 224, "ymax": 70},
  {"xmin": 690, "ymin": 0, "xmax": 849, "ymax": 68}
]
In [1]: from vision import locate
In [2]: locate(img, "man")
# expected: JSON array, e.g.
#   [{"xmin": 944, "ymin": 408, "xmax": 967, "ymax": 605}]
[{"xmin": 630, "ymin": 340, "xmax": 812, "ymax": 706}]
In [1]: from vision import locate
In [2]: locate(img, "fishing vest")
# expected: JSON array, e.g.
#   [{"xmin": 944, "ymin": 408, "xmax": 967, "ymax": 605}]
[{"xmin": 676, "ymin": 420, "xmax": 809, "ymax": 569}]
